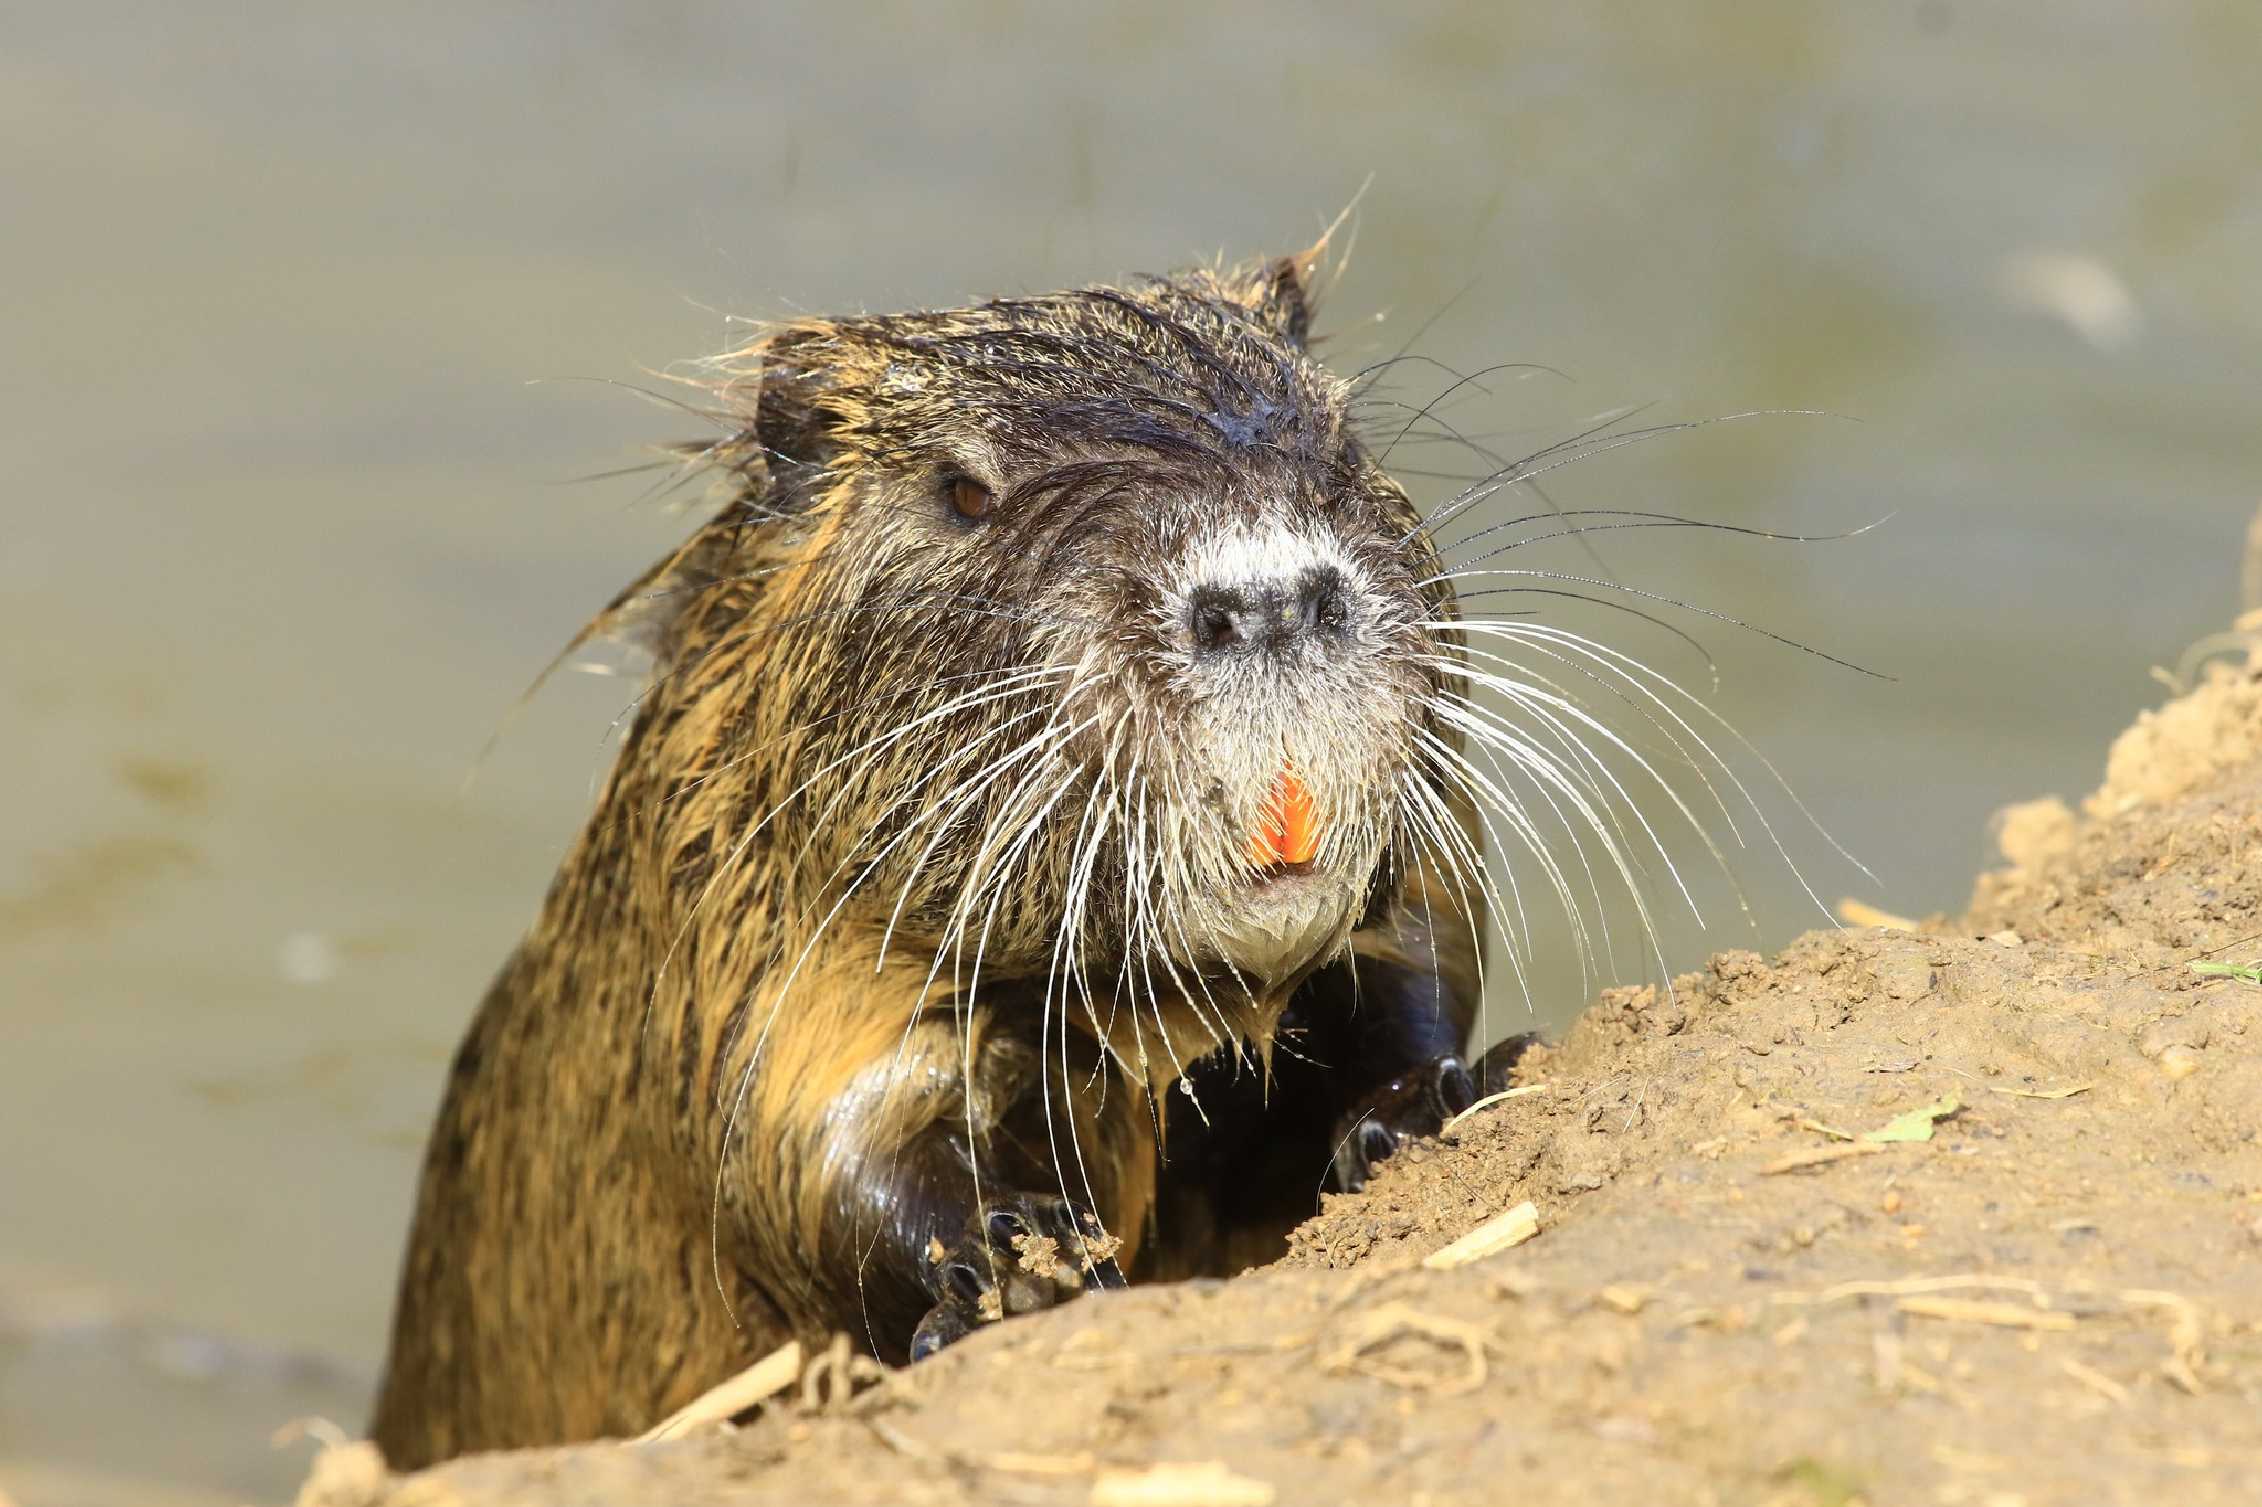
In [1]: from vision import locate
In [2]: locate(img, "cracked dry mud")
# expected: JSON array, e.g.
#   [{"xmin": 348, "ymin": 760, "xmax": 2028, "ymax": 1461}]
[{"xmin": 302, "ymin": 636, "xmax": 2262, "ymax": 1507}]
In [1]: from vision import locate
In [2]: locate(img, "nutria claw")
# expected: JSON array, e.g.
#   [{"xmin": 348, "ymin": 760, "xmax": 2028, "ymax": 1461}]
[
  {"xmin": 1329, "ymin": 1033, "xmax": 1545, "ymax": 1193},
  {"xmin": 908, "ymin": 1194, "xmax": 1125, "ymax": 1361},
  {"xmin": 1330, "ymin": 1054, "xmax": 1477, "ymax": 1194}
]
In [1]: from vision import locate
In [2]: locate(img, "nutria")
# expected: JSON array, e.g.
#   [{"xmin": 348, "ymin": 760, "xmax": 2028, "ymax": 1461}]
[{"xmin": 370, "ymin": 242, "xmax": 1539, "ymax": 1467}]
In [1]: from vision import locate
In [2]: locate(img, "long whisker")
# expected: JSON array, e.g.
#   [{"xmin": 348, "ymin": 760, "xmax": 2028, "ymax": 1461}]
[
  {"xmin": 1376, "ymin": 361, "xmax": 1566, "ymax": 466},
  {"xmin": 1407, "ymin": 408, "xmax": 1832, "ymax": 544},
  {"xmin": 641, "ymin": 669, "xmax": 1068, "ymax": 1049},
  {"xmin": 1441, "ymin": 617, "xmax": 1875, "ymax": 900},
  {"xmin": 1432, "ymin": 568, "xmax": 1887, "ymax": 679},
  {"xmin": 1433, "ymin": 508, "xmax": 1884, "ymax": 575}
]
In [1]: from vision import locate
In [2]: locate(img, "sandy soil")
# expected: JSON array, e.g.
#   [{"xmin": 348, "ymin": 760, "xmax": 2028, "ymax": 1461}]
[{"xmin": 296, "ymin": 637, "xmax": 2262, "ymax": 1507}]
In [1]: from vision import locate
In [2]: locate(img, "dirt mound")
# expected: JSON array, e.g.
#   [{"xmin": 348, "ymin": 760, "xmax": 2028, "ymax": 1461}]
[{"xmin": 303, "ymin": 648, "xmax": 2262, "ymax": 1507}]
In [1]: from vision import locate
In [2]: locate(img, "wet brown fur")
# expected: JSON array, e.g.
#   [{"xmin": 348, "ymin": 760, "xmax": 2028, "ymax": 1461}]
[{"xmin": 372, "ymin": 246, "xmax": 1482, "ymax": 1466}]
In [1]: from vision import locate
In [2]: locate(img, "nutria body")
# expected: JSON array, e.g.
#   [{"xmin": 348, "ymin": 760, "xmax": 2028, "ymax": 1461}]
[{"xmin": 371, "ymin": 247, "xmax": 1519, "ymax": 1467}]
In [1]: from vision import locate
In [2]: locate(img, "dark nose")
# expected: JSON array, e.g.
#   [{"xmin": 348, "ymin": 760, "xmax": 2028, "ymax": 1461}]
[{"xmin": 1187, "ymin": 567, "xmax": 1349, "ymax": 656}]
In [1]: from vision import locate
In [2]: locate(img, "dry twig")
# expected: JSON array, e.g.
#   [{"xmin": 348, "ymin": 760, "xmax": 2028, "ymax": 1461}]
[
  {"xmin": 1090, "ymin": 1459, "xmax": 1276, "ymax": 1507},
  {"xmin": 637, "ymin": 1340, "xmax": 803, "ymax": 1443},
  {"xmin": 1762, "ymin": 1142, "xmax": 1895, "ymax": 1175},
  {"xmin": 1896, "ymin": 1295, "xmax": 2075, "ymax": 1332},
  {"xmin": 1443, "ymin": 1083, "xmax": 1549, "ymax": 1132},
  {"xmin": 1422, "ymin": 1201, "xmax": 1540, "ymax": 1269}
]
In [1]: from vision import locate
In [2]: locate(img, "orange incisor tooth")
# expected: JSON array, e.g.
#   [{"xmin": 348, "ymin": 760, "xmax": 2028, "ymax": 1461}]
[{"xmin": 1246, "ymin": 766, "xmax": 1320, "ymax": 867}]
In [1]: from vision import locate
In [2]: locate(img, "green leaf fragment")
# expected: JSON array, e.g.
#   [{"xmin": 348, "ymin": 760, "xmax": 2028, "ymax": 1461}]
[
  {"xmin": 1861, "ymin": 1094, "xmax": 1961, "ymax": 1143},
  {"xmin": 1774, "ymin": 1456, "xmax": 1869, "ymax": 1507}
]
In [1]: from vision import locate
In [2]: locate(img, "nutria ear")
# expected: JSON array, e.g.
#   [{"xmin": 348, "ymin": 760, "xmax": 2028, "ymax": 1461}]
[
  {"xmin": 745, "ymin": 325, "xmax": 846, "ymax": 491},
  {"xmin": 1231, "ymin": 246, "xmax": 1323, "ymax": 347}
]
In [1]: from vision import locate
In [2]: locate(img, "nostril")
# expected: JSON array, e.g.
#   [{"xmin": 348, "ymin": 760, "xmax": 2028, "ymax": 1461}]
[
  {"xmin": 1189, "ymin": 571, "xmax": 1351, "ymax": 656},
  {"xmin": 1299, "ymin": 567, "xmax": 1349, "ymax": 638},
  {"xmin": 1188, "ymin": 585, "xmax": 1251, "ymax": 654}
]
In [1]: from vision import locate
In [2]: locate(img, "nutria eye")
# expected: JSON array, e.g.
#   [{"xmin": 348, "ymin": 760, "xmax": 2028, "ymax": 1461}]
[{"xmin": 947, "ymin": 476, "xmax": 995, "ymax": 523}]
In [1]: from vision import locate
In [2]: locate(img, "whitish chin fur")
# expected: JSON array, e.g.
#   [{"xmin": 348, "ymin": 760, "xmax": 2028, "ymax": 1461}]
[{"xmin": 1196, "ymin": 872, "xmax": 1361, "ymax": 984}]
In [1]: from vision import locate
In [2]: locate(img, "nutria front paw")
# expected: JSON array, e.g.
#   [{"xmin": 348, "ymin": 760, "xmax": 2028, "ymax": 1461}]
[
  {"xmin": 1330, "ymin": 1053, "xmax": 1476, "ymax": 1194},
  {"xmin": 1330, "ymin": 1032, "xmax": 1544, "ymax": 1193},
  {"xmin": 908, "ymin": 1193, "xmax": 1125, "ymax": 1360}
]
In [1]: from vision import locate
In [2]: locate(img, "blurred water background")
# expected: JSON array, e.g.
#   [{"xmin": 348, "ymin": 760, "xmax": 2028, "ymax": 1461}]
[{"xmin": 5, "ymin": 3, "xmax": 2259, "ymax": 1500}]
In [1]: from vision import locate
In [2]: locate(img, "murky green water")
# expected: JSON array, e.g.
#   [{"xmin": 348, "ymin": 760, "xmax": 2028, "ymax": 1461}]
[{"xmin": 6, "ymin": 4, "xmax": 2259, "ymax": 1499}]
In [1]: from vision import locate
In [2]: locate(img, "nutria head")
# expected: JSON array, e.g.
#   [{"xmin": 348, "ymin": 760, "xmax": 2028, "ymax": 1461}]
[{"xmin": 613, "ymin": 250, "xmax": 1461, "ymax": 1044}]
